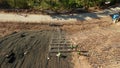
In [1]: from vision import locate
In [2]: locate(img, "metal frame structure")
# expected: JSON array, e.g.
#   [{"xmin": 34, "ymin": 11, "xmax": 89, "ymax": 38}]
[{"xmin": 46, "ymin": 27, "xmax": 74, "ymax": 68}]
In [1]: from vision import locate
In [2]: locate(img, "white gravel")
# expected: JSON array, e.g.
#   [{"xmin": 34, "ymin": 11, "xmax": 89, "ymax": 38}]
[{"xmin": 0, "ymin": 6, "xmax": 120, "ymax": 23}]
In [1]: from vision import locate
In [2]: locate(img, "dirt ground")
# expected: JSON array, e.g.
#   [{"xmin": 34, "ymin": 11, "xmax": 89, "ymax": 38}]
[
  {"xmin": 0, "ymin": 30, "xmax": 74, "ymax": 68},
  {"xmin": 0, "ymin": 16, "xmax": 120, "ymax": 68}
]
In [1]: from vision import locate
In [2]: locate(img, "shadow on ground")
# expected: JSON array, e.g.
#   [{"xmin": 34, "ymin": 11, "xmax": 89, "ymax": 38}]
[{"xmin": 50, "ymin": 12, "xmax": 101, "ymax": 21}]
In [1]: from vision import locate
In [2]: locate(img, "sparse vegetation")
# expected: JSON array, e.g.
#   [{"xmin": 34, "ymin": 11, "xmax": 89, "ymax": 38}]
[{"xmin": 0, "ymin": 0, "xmax": 120, "ymax": 12}]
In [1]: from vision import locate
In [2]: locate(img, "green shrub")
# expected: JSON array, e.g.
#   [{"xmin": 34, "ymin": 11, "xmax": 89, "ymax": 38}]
[
  {"xmin": 0, "ymin": 0, "xmax": 120, "ymax": 11},
  {"xmin": 6, "ymin": 0, "xmax": 29, "ymax": 9},
  {"xmin": 0, "ymin": 0, "xmax": 9, "ymax": 8}
]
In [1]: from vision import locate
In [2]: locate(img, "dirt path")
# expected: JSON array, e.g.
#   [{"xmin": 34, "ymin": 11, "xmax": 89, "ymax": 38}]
[
  {"xmin": 1, "ymin": 6, "xmax": 120, "ymax": 23},
  {"xmin": 0, "ymin": 12, "xmax": 108, "ymax": 23},
  {"xmin": 79, "ymin": 56, "xmax": 91, "ymax": 68},
  {"xmin": 69, "ymin": 24, "xmax": 120, "ymax": 68},
  {"xmin": 72, "ymin": 53, "xmax": 92, "ymax": 68}
]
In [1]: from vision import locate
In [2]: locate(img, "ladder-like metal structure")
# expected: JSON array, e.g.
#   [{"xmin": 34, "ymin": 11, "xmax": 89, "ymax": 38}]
[
  {"xmin": 46, "ymin": 27, "xmax": 76, "ymax": 68},
  {"xmin": 49, "ymin": 27, "xmax": 74, "ymax": 54}
]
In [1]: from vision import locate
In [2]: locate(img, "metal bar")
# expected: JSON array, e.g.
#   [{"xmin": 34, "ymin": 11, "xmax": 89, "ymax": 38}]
[
  {"xmin": 50, "ymin": 45, "xmax": 71, "ymax": 48},
  {"xmin": 51, "ymin": 38, "xmax": 70, "ymax": 40},
  {"xmin": 50, "ymin": 43, "xmax": 72, "ymax": 45},
  {"xmin": 50, "ymin": 46, "xmax": 72, "ymax": 48},
  {"xmin": 50, "ymin": 49, "xmax": 73, "ymax": 52}
]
